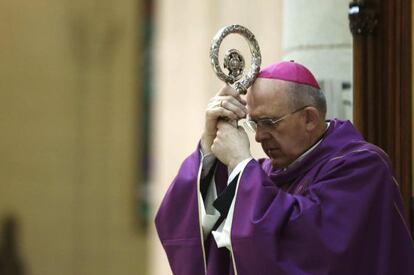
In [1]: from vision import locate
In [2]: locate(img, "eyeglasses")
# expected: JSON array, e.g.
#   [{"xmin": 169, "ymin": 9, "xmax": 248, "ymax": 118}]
[{"xmin": 244, "ymin": 105, "xmax": 309, "ymax": 133}]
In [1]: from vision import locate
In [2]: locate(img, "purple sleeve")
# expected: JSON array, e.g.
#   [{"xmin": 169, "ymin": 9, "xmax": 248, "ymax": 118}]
[
  {"xmin": 230, "ymin": 150, "xmax": 414, "ymax": 274},
  {"xmin": 154, "ymin": 148, "xmax": 206, "ymax": 275}
]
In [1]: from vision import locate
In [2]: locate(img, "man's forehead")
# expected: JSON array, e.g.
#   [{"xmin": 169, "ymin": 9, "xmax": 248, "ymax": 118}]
[
  {"xmin": 246, "ymin": 79, "xmax": 291, "ymax": 117},
  {"xmin": 249, "ymin": 78, "xmax": 290, "ymax": 95},
  {"xmin": 247, "ymin": 79, "xmax": 291, "ymax": 104}
]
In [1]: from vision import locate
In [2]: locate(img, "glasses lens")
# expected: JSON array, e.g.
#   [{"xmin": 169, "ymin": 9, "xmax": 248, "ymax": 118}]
[{"xmin": 259, "ymin": 119, "xmax": 277, "ymax": 128}]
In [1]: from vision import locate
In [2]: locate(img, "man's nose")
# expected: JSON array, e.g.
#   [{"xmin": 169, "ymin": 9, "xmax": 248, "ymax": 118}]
[{"xmin": 255, "ymin": 127, "xmax": 271, "ymax": 143}]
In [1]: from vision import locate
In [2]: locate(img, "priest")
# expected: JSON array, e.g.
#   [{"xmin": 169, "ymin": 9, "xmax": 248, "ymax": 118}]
[{"xmin": 155, "ymin": 61, "xmax": 414, "ymax": 274}]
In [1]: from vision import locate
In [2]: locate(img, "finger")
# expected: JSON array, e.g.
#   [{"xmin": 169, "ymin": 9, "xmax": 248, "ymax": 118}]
[
  {"xmin": 211, "ymin": 136, "xmax": 222, "ymax": 150},
  {"xmin": 220, "ymin": 98, "xmax": 247, "ymax": 118},
  {"xmin": 207, "ymin": 96, "xmax": 245, "ymax": 119},
  {"xmin": 217, "ymin": 84, "xmax": 238, "ymax": 97},
  {"xmin": 213, "ymin": 86, "xmax": 246, "ymax": 106},
  {"xmin": 239, "ymin": 96, "xmax": 247, "ymax": 105},
  {"xmin": 207, "ymin": 107, "xmax": 238, "ymax": 121},
  {"xmin": 217, "ymin": 85, "xmax": 246, "ymax": 105},
  {"xmin": 211, "ymin": 95, "xmax": 247, "ymax": 112},
  {"xmin": 217, "ymin": 120, "xmax": 233, "ymax": 129}
]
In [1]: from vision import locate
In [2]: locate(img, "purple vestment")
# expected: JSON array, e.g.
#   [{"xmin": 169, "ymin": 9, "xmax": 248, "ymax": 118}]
[{"xmin": 155, "ymin": 119, "xmax": 414, "ymax": 274}]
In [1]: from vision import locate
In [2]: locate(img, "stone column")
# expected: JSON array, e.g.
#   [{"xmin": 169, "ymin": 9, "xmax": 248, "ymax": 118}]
[{"xmin": 282, "ymin": 0, "xmax": 353, "ymax": 120}]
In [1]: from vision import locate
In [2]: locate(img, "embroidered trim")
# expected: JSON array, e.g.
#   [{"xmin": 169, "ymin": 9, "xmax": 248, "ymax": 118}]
[
  {"xmin": 392, "ymin": 177, "xmax": 400, "ymax": 187},
  {"xmin": 393, "ymin": 202, "xmax": 414, "ymax": 247},
  {"xmin": 228, "ymin": 161, "xmax": 251, "ymax": 275},
  {"xmin": 196, "ymin": 161, "xmax": 207, "ymax": 274}
]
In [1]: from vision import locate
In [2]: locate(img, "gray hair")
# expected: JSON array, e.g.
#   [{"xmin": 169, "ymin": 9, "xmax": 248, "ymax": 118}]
[{"xmin": 286, "ymin": 82, "xmax": 327, "ymax": 119}]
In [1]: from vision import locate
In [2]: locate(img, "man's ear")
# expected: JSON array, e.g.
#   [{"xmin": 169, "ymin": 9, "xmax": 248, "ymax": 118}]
[{"xmin": 303, "ymin": 107, "xmax": 320, "ymax": 131}]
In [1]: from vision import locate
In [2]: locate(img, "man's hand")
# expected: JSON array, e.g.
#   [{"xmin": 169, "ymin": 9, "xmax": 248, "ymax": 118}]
[
  {"xmin": 201, "ymin": 85, "xmax": 247, "ymax": 155},
  {"xmin": 211, "ymin": 120, "xmax": 251, "ymax": 170}
]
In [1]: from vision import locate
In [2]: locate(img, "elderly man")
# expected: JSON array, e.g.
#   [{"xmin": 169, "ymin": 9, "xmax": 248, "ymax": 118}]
[{"xmin": 155, "ymin": 61, "xmax": 414, "ymax": 275}]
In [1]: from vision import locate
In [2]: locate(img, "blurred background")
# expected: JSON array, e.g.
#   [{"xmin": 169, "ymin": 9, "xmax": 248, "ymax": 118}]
[{"xmin": 1, "ymin": 0, "xmax": 410, "ymax": 274}]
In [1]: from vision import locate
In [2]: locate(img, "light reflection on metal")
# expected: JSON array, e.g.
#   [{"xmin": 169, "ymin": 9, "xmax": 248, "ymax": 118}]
[{"xmin": 210, "ymin": 25, "xmax": 262, "ymax": 94}]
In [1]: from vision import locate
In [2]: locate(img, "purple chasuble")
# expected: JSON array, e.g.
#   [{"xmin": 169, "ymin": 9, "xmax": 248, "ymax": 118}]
[{"xmin": 155, "ymin": 119, "xmax": 414, "ymax": 274}]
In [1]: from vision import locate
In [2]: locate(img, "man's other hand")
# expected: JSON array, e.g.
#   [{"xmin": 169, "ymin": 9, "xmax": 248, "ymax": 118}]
[
  {"xmin": 201, "ymin": 85, "xmax": 247, "ymax": 155},
  {"xmin": 211, "ymin": 120, "xmax": 251, "ymax": 170}
]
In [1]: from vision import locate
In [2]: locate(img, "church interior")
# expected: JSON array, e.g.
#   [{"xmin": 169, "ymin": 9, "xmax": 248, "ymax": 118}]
[{"xmin": 0, "ymin": 0, "xmax": 412, "ymax": 274}]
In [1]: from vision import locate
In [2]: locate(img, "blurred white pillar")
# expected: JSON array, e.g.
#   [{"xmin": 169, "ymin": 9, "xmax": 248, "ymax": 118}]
[{"xmin": 282, "ymin": 0, "xmax": 353, "ymax": 120}]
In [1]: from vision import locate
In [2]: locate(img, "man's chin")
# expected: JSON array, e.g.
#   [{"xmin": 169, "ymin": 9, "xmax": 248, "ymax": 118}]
[{"xmin": 270, "ymin": 158, "xmax": 289, "ymax": 169}]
